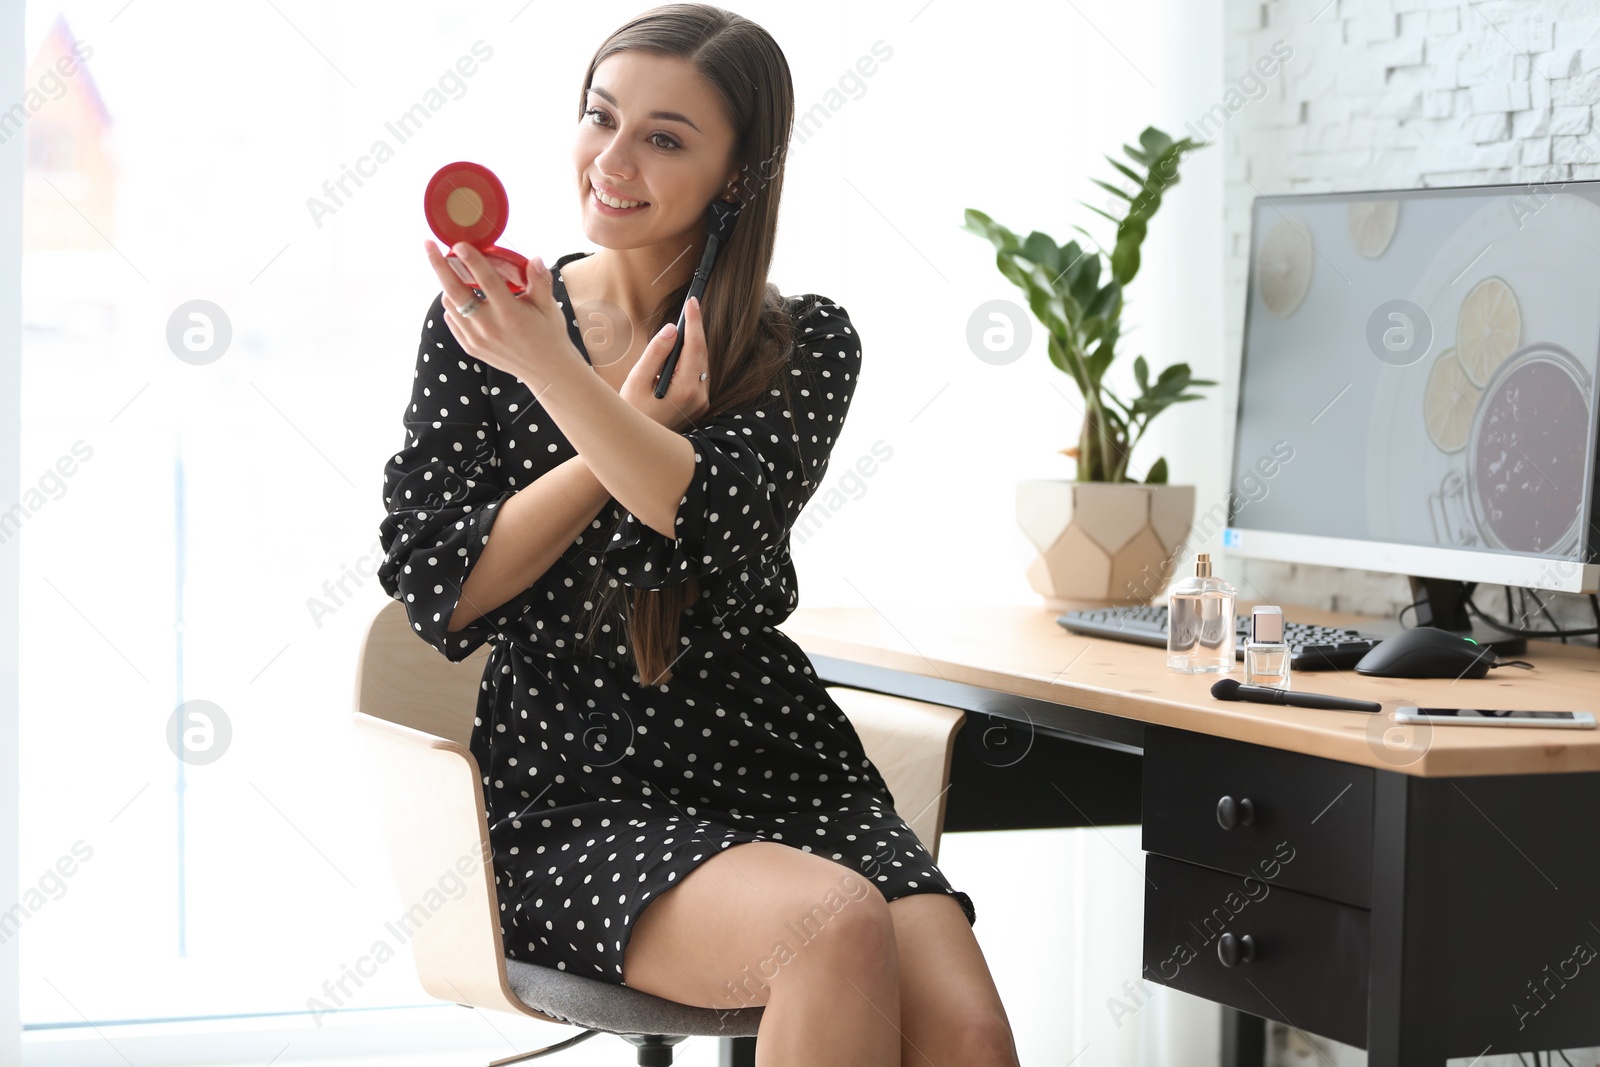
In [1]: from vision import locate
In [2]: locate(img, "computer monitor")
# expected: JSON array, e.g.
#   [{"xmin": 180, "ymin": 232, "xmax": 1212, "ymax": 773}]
[{"xmin": 1225, "ymin": 179, "xmax": 1600, "ymax": 636}]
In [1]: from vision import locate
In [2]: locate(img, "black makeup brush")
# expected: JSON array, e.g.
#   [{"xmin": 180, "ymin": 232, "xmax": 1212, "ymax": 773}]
[{"xmin": 654, "ymin": 198, "xmax": 743, "ymax": 398}]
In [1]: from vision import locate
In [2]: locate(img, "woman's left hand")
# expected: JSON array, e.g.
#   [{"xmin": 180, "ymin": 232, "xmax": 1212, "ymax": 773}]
[
  {"xmin": 619, "ymin": 294, "xmax": 712, "ymax": 433},
  {"xmin": 425, "ymin": 240, "xmax": 579, "ymax": 383}
]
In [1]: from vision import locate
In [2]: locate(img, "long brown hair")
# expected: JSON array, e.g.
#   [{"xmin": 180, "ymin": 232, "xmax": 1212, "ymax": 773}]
[{"xmin": 573, "ymin": 4, "xmax": 802, "ymax": 686}]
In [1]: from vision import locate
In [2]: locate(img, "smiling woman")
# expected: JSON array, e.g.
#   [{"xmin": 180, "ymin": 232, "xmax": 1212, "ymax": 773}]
[{"xmin": 375, "ymin": 4, "xmax": 1017, "ymax": 1064}]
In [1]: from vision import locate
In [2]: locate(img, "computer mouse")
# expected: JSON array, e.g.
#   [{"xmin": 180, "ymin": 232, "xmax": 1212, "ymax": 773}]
[{"xmin": 1353, "ymin": 626, "xmax": 1499, "ymax": 679}]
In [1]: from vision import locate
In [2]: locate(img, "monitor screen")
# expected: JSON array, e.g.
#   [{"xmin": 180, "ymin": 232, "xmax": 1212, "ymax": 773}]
[{"xmin": 1226, "ymin": 181, "xmax": 1600, "ymax": 589}]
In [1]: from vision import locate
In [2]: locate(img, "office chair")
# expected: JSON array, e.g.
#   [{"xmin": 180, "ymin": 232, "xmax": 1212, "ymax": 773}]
[{"xmin": 353, "ymin": 598, "xmax": 966, "ymax": 1066}]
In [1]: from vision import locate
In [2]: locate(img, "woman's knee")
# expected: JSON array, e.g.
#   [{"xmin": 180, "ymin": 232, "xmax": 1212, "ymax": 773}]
[
  {"xmin": 941, "ymin": 1010, "xmax": 1018, "ymax": 1067},
  {"xmin": 621, "ymin": 841, "xmax": 894, "ymax": 1005},
  {"xmin": 779, "ymin": 869, "xmax": 897, "ymax": 980},
  {"xmin": 710, "ymin": 846, "xmax": 896, "ymax": 985}
]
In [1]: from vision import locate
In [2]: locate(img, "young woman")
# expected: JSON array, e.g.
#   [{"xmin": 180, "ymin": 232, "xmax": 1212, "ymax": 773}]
[{"xmin": 377, "ymin": 5, "xmax": 1018, "ymax": 1063}]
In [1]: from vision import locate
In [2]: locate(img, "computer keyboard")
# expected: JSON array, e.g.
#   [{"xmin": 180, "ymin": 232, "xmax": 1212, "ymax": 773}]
[{"xmin": 1057, "ymin": 605, "xmax": 1384, "ymax": 671}]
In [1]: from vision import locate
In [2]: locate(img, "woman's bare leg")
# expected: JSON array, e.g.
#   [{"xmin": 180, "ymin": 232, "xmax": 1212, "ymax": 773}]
[
  {"xmin": 888, "ymin": 892, "xmax": 1020, "ymax": 1067},
  {"xmin": 621, "ymin": 840, "xmax": 903, "ymax": 1066}
]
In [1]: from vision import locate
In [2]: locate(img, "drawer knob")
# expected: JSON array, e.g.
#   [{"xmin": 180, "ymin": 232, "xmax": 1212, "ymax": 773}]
[
  {"xmin": 1216, "ymin": 795, "xmax": 1255, "ymax": 830},
  {"xmin": 1217, "ymin": 932, "xmax": 1256, "ymax": 967}
]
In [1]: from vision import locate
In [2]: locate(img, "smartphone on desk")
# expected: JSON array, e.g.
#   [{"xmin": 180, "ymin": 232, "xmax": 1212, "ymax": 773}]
[{"xmin": 1395, "ymin": 707, "xmax": 1597, "ymax": 729}]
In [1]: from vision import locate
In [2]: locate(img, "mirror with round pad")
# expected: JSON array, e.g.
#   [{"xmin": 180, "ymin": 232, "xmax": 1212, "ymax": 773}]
[{"xmin": 424, "ymin": 160, "xmax": 529, "ymax": 297}]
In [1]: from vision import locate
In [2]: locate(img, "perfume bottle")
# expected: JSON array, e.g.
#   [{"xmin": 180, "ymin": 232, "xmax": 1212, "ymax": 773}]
[
  {"xmin": 1166, "ymin": 553, "xmax": 1238, "ymax": 673},
  {"xmin": 1244, "ymin": 605, "xmax": 1291, "ymax": 689}
]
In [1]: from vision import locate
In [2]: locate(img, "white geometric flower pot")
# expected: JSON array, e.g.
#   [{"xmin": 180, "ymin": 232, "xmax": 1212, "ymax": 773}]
[{"xmin": 1016, "ymin": 480, "xmax": 1197, "ymax": 611}]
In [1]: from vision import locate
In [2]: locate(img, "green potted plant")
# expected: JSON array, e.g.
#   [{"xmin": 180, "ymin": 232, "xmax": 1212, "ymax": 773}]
[{"xmin": 964, "ymin": 126, "xmax": 1217, "ymax": 609}]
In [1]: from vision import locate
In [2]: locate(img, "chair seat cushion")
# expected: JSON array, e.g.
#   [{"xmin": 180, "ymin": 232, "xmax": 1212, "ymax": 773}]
[{"xmin": 504, "ymin": 958, "xmax": 764, "ymax": 1038}]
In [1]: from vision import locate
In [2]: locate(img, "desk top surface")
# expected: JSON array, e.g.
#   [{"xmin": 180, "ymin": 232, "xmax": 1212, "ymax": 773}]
[{"xmin": 777, "ymin": 602, "xmax": 1600, "ymax": 777}]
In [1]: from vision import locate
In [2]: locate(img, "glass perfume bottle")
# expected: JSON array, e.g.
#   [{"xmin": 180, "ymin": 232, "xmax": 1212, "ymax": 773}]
[
  {"xmin": 1166, "ymin": 553, "xmax": 1238, "ymax": 673},
  {"xmin": 1244, "ymin": 605, "xmax": 1291, "ymax": 689}
]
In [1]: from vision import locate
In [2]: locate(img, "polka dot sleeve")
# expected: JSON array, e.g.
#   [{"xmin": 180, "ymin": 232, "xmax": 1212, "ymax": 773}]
[
  {"xmin": 600, "ymin": 295, "xmax": 861, "ymax": 589},
  {"xmin": 376, "ymin": 292, "xmax": 535, "ymax": 661}
]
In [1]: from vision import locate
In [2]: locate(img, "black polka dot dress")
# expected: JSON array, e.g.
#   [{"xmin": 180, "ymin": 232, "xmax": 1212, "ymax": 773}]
[{"xmin": 376, "ymin": 252, "xmax": 975, "ymax": 987}]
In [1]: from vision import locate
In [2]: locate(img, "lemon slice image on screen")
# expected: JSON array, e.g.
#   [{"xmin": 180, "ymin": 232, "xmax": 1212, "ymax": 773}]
[
  {"xmin": 1256, "ymin": 216, "xmax": 1314, "ymax": 317},
  {"xmin": 1456, "ymin": 276, "xmax": 1521, "ymax": 387},
  {"xmin": 1423, "ymin": 347, "xmax": 1481, "ymax": 453},
  {"xmin": 1348, "ymin": 199, "xmax": 1399, "ymax": 257}
]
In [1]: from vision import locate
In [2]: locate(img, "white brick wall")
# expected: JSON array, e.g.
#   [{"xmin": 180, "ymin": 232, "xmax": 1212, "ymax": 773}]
[{"xmin": 1222, "ymin": 0, "xmax": 1600, "ymax": 639}]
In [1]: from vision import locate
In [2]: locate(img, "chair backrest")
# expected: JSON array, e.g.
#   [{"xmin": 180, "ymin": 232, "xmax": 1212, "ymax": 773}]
[
  {"xmin": 355, "ymin": 597, "xmax": 488, "ymax": 746},
  {"xmin": 825, "ymin": 688, "xmax": 966, "ymax": 865},
  {"xmin": 352, "ymin": 600, "xmax": 551, "ymax": 1020}
]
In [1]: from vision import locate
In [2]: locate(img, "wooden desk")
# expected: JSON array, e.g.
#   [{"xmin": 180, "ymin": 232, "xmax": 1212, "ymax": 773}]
[{"xmin": 779, "ymin": 603, "xmax": 1600, "ymax": 1067}]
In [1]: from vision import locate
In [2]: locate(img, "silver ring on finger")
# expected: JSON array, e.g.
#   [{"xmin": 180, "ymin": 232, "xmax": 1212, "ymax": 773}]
[{"xmin": 456, "ymin": 297, "xmax": 481, "ymax": 317}]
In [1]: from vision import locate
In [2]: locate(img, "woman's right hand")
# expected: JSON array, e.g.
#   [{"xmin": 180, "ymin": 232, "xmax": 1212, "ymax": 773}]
[{"xmin": 620, "ymin": 295, "xmax": 711, "ymax": 434}]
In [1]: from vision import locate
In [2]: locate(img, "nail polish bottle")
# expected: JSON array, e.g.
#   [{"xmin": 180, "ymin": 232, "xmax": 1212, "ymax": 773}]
[
  {"xmin": 1244, "ymin": 605, "xmax": 1291, "ymax": 690},
  {"xmin": 1166, "ymin": 552, "xmax": 1238, "ymax": 673}
]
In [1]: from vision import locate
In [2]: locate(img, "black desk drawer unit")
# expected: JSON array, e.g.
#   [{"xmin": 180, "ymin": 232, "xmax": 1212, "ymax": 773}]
[
  {"xmin": 1142, "ymin": 854, "xmax": 1370, "ymax": 1048},
  {"xmin": 1141, "ymin": 723, "xmax": 1374, "ymax": 908}
]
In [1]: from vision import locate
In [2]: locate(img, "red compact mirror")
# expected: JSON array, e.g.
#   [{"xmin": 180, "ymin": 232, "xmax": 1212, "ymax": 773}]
[{"xmin": 424, "ymin": 161, "xmax": 529, "ymax": 297}]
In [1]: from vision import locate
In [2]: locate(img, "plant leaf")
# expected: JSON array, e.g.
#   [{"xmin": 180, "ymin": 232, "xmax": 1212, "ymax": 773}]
[
  {"xmin": 1085, "ymin": 342, "xmax": 1114, "ymax": 383},
  {"xmin": 1105, "ymin": 157, "xmax": 1145, "ymax": 188},
  {"xmin": 995, "ymin": 249, "xmax": 1032, "ymax": 292},
  {"xmin": 1090, "ymin": 178, "xmax": 1134, "ymax": 202},
  {"xmin": 1083, "ymin": 280, "xmax": 1119, "ymax": 320},
  {"xmin": 1139, "ymin": 126, "xmax": 1174, "ymax": 155},
  {"xmin": 1048, "ymin": 333, "xmax": 1088, "ymax": 392},
  {"xmin": 1054, "ymin": 241, "xmax": 1092, "ymax": 286},
  {"xmin": 1145, "ymin": 456, "xmax": 1169, "ymax": 484},
  {"xmin": 1110, "ymin": 236, "xmax": 1142, "ymax": 286},
  {"xmin": 1023, "ymin": 277, "xmax": 1070, "ymax": 338},
  {"xmin": 1069, "ymin": 255, "xmax": 1102, "ymax": 307},
  {"xmin": 1022, "ymin": 230, "xmax": 1060, "ymax": 273},
  {"xmin": 962, "ymin": 208, "xmax": 1022, "ymax": 253},
  {"xmin": 1097, "ymin": 319, "xmax": 1121, "ymax": 358}
]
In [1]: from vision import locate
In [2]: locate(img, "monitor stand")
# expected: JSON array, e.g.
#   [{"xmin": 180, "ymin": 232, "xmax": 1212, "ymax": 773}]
[{"xmin": 1402, "ymin": 575, "xmax": 1528, "ymax": 657}]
